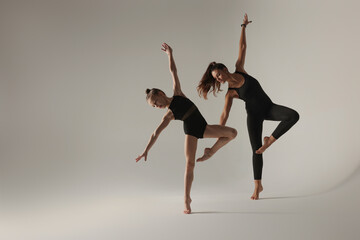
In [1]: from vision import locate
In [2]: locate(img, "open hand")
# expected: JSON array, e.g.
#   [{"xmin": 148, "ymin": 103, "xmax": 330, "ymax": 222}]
[
  {"xmin": 136, "ymin": 151, "xmax": 148, "ymax": 162},
  {"xmin": 161, "ymin": 42, "xmax": 173, "ymax": 55},
  {"xmin": 243, "ymin": 13, "xmax": 252, "ymax": 26}
]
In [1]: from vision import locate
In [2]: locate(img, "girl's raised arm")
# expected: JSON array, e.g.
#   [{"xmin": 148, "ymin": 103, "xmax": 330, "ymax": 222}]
[{"xmin": 161, "ymin": 43, "xmax": 184, "ymax": 96}]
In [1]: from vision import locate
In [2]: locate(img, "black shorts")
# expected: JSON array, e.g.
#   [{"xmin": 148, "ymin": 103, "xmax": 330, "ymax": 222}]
[{"xmin": 183, "ymin": 109, "xmax": 207, "ymax": 139}]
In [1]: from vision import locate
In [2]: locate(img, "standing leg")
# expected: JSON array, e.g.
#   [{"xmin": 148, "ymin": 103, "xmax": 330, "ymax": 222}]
[
  {"xmin": 184, "ymin": 134, "xmax": 198, "ymax": 214},
  {"xmin": 256, "ymin": 104, "xmax": 299, "ymax": 154},
  {"xmin": 247, "ymin": 115, "xmax": 264, "ymax": 200},
  {"xmin": 196, "ymin": 125, "xmax": 237, "ymax": 162}
]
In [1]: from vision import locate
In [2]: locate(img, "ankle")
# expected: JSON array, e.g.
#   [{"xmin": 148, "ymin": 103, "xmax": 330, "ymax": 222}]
[
  {"xmin": 254, "ymin": 180, "xmax": 261, "ymax": 186},
  {"xmin": 206, "ymin": 149, "xmax": 214, "ymax": 156},
  {"xmin": 269, "ymin": 136, "xmax": 277, "ymax": 144}
]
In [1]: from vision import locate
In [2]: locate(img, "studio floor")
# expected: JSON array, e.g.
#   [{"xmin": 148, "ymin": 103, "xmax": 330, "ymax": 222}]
[{"xmin": 2, "ymin": 168, "xmax": 360, "ymax": 240}]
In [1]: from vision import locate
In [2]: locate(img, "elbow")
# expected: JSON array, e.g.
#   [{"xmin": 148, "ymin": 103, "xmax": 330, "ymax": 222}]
[
  {"xmin": 220, "ymin": 113, "xmax": 229, "ymax": 125},
  {"xmin": 152, "ymin": 131, "xmax": 159, "ymax": 139},
  {"xmin": 170, "ymin": 67, "xmax": 177, "ymax": 74}
]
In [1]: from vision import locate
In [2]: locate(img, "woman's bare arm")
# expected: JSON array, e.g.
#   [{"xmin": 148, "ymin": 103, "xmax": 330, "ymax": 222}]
[
  {"xmin": 235, "ymin": 13, "xmax": 252, "ymax": 72},
  {"xmin": 220, "ymin": 91, "xmax": 235, "ymax": 126},
  {"xmin": 136, "ymin": 110, "xmax": 174, "ymax": 162},
  {"xmin": 161, "ymin": 43, "xmax": 184, "ymax": 96}
]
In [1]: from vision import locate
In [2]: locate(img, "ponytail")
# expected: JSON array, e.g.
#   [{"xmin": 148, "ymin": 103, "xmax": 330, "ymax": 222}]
[{"xmin": 197, "ymin": 62, "xmax": 226, "ymax": 99}]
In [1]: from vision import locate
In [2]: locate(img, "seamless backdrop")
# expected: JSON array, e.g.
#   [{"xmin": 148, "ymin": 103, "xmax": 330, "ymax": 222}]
[{"xmin": 1, "ymin": 0, "xmax": 360, "ymax": 209}]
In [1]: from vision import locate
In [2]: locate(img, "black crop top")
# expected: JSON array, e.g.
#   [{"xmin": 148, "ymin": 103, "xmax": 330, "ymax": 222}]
[{"xmin": 169, "ymin": 95, "xmax": 198, "ymax": 121}]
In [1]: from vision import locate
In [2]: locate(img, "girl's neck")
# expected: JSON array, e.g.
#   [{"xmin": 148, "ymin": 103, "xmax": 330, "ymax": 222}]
[{"xmin": 165, "ymin": 96, "xmax": 173, "ymax": 108}]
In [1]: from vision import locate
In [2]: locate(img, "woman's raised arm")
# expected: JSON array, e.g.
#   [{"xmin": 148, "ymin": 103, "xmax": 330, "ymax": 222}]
[{"xmin": 235, "ymin": 13, "xmax": 252, "ymax": 72}]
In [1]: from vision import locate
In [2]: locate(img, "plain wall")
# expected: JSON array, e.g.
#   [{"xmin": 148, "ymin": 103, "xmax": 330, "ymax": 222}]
[{"xmin": 1, "ymin": 0, "xmax": 360, "ymax": 206}]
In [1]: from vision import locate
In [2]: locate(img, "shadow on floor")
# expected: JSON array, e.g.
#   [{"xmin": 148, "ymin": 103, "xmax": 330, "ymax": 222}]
[
  {"xmin": 191, "ymin": 211, "xmax": 297, "ymax": 215},
  {"xmin": 259, "ymin": 195, "xmax": 309, "ymax": 200}
]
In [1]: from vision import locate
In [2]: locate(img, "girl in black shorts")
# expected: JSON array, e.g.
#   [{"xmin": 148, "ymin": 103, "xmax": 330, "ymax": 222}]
[
  {"xmin": 197, "ymin": 14, "xmax": 299, "ymax": 200},
  {"xmin": 136, "ymin": 43, "xmax": 237, "ymax": 214}
]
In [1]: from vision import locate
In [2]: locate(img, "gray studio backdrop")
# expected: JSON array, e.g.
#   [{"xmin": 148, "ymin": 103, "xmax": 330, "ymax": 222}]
[{"xmin": 1, "ymin": 0, "xmax": 360, "ymax": 206}]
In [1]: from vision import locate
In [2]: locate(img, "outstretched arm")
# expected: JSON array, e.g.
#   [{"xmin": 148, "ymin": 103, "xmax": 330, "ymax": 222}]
[
  {"xmin": 161, "ymin": 43, "xmax": 184, "ymax": 96},
  {"xmin": 235, "ymin": 13, "xmax": 252, "ymax": 72},
  {"xmin": 220, "ymin": 91, "xmax": 235, "ymax": 126},
  {"xmin": 136, "ymin": 110, "xmax": 174, "ymax": 162}
]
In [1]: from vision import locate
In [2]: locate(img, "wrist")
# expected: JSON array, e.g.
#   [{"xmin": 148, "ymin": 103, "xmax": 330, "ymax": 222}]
[{"xmin": 241, "ymin": 23, "xmax": 246, "ymax": 27}]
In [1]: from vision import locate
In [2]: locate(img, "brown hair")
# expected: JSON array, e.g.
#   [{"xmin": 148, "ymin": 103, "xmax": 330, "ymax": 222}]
[
  {"xmin": 145, "ymin": 88, "xmax": 165, "ymax": 100},
  {"xmin": 197, "ymin": 62, "xmax": 227, "ymax": 99}
]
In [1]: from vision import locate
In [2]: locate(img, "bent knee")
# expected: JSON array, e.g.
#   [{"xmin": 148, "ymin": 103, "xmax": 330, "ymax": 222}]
[
  {"xmin": 292, "ymin": 111, "xmax": 300, "ymax": 123},
  {"xmin": 230, "ymin": 128, "xmax": 237, "ymax": 139}
]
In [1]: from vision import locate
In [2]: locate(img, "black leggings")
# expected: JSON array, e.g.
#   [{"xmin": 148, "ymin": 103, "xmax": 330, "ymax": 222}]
[{"xmin": 247, "ymin": 104, "xmax": 299, "ymax": 180}]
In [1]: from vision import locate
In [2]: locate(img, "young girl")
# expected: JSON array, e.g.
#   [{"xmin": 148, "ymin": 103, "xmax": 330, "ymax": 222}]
[
  {"xmin": 197, "ymin": 14, "xmax": 299, "ymax": 200},
  {"xmin": 136, "ymin": 43, "xmax": 237, "ymax": 214}
]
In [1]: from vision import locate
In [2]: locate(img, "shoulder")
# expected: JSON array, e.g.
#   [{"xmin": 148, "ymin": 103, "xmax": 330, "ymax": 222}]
[
  {"xmin": 163, "ymin": 109, "xmax": 175, "ymax": 120},
  {"xmin": 225, "ymin": 89, "xmax": 237, "ymax": 99},
  {"xmin": 234, "ymin": 66, "xmax": 248, "ymax": 75},
  {"xmin": 173, "ymin": 93, "xmax": 187, "ymax": 99},
  {"xmin": 173, "ymin": 89, "xmax": 185, "ymax": 97},
  {"xmin": 234, "ymin": 71, "xmax": 247, "ymax": 76}
]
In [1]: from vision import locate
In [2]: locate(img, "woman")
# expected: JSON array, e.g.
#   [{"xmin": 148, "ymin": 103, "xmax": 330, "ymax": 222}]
[
  {"xmin": 197, "ymin": 14, "xmax": 300, "ymax": 200},
  {"xmin": 136, "ymin": 43, "xmax": 237, "ymax": 214}
]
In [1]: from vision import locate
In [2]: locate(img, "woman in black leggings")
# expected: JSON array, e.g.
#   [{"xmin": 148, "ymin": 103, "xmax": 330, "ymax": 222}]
[{"xmin": 197, "ymin": 14, "xmax": 299, "ymax": 200}]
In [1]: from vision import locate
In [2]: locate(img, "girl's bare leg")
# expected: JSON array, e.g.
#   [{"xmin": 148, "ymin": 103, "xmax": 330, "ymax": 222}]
[
  {"xmin": 184, "ymin": 134, "xmax": 198, "ymax": 214},
  {"xmin": 196, "ymin": 125, "xmax": 237, "ymax": 162}
]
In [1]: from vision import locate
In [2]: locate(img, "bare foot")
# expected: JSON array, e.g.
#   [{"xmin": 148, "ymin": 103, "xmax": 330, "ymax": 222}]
[
  {"xmin": 251, "ymin": 185, "xmax": 263, "ymax": 200},
  {"xmin": 255, "ymin": 136, "xmax": 270, "ymax": 154},
  {"xmin": 184, "ymin": 197, "xmax": 192, "ymax": 214},
  {"xmin": 196, "ymin": 148, "xmax": 213, "ymax": 162}
]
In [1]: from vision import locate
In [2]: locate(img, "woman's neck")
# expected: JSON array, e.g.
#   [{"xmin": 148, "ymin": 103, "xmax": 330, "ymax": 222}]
[{"xmin": 227, "ymin": 73, "xmax": 241, "ymax": 85}]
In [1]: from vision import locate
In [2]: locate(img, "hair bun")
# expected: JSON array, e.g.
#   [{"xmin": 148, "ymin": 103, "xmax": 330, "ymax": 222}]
[
  {"xmin": 145, "ymin": 88, "xmax": 151, "ymax": 94},
  {"xmin": 210, "ymin": 61, "xmax": 216, "ymax": 66}
]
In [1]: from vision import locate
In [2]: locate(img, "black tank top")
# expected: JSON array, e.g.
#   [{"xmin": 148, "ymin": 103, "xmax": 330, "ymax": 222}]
[
  {"xmin": 228, "ymin": 71, "xmax": 273, "ymax": 115},
  {"xmin": 169, "ymin": 95, "xmax": 197, "ymax": 121}
]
